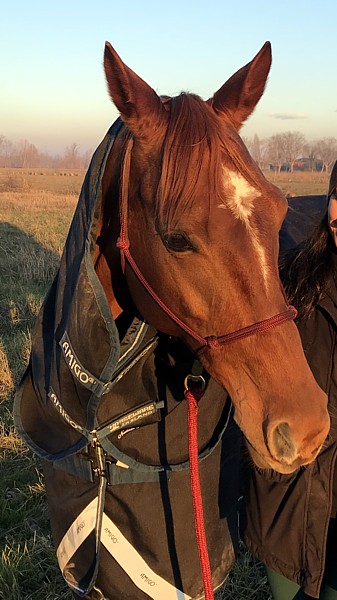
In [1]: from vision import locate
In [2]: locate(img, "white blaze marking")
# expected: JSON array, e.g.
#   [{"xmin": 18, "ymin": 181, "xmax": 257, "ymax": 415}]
[
  {"xmin": 218, "ymin": 170, "xmax": 269, "ymax": 287},
  {"xmin": 222, "ymin": 172, "xmax": 257, "ymax": 222}
]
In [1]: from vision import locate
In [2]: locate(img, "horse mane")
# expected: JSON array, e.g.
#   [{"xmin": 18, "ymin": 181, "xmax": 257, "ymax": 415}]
[{"xmin": 155, "ymin": 92, "xmax": 263, "ymax": 231}]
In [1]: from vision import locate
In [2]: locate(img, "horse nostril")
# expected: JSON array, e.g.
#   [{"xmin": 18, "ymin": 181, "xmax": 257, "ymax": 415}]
[{"xmin": 269, "ymin": 422, "xmax": 296, "ymax": 463}]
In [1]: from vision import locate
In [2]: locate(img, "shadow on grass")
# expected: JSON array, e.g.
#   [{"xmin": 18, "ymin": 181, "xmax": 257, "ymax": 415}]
[
  {"xmin": 0, "ymin": 223, "xmax": 72, "ymax": 599},
  {"xmin": 0, "ymin": 222, "xmax": 60, "ymax": 385}
]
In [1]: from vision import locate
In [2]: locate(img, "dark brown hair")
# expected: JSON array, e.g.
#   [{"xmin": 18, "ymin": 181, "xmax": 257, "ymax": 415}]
[{"xmin": 279, "ymin": 212, "xmax": 334, "ymax": 320}]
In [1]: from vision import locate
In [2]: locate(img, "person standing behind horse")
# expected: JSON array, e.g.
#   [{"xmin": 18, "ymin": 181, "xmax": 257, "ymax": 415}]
[{"xmin": 241, "ymin": 161, "xmax": 337, "ymax": 599}]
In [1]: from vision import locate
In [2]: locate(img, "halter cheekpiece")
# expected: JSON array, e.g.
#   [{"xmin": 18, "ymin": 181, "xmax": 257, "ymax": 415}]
[{"xmin": 116, "ymin": 135, "xmax": 297, "ymax": 352}]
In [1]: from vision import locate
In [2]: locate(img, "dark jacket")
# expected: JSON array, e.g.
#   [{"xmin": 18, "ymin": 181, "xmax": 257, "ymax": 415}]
[{"xmin": 242, "ymin": 252, "xmax": 337, "ymax": 598}]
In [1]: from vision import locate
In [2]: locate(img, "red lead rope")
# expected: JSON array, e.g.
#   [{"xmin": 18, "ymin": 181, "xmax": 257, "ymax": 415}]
[{"xmin": 185, "ymin": 385, "xmax": 214, "ymax": 600}]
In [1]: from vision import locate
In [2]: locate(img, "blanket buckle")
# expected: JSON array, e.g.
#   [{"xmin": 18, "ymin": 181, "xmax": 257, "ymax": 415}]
[{"xmin": 87, "ymin": 434, "xmax": 112, "ymax": 484}]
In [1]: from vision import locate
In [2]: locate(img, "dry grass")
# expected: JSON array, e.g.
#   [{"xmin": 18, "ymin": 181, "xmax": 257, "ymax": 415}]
[
  {"xmin": 1, "ymin": 166, "xmax": 328, "ymax": 599},
  {"xmin": 0, "ymin": 168, "xmax": 85, "ymax": 196},
  {"xmin": 0, "ymin": 342, "xmax": 14, "ymax": 400},
  {"xmin": 0, "ymin": 178, "xmax": 78, "ymax": 598},
  {"xmin": 267, "ymin": 169, "xmax": 329, "ymax": 196}
]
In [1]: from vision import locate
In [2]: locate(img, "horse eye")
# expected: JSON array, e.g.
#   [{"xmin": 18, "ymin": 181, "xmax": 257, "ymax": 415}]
[{"xmin": 163, "ymin": 232, "xmax": 194, "ymax": 252}]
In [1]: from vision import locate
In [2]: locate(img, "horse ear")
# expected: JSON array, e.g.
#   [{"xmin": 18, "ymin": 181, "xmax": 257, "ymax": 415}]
[
  {"xmin": 210, "ymin": 42, "xmax": 272, "ymax": 130},
  {"xmin": 104, "ymin": 42, "xmax": 167, "ymax": 141}
]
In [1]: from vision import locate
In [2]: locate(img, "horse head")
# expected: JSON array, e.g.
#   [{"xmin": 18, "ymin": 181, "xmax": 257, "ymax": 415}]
[{"xmin": 97, "ymin": 42, "xmax": 329, "ymax": 474}]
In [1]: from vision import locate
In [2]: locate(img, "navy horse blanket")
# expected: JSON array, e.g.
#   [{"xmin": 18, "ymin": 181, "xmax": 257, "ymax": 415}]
[{"xmin": 14, "ymin": 121, "xmax": 241, "ymax": 600}]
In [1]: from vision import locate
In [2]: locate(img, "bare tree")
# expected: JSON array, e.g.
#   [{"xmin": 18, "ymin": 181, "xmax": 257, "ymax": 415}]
[
  {"xmin": 315, "ymin": 137, "xmax": 337, "ymax": 172},
  {"xmin": 61, "ymin": 143, "xmax": 82, "ymax": 170},
  {"xmin": 0, "ymin": 135, "xmax": 14, "ymax": 167},
  {"xmin": 281, "ymin": 131, "xmax": 306, "ymax": 172},
  {"xmin": 244, "ymin": 134, "xmax": 269, "ymax": 170},
  {"xmin": 264, "ymin": 131, "xmax": 306, "ymax": 172},
  {"xmin": 265, "ymin": 134, "xmax": 286, "ymax": 172},
  {"xmin": 252, "ymin": 134, "xmax": 261, "ymax": 163},
  {"xmin": 16, "ymin": 139, "xmax": 40, "ymax": 168},
  {"xmin": 303, "ymin": 141, "xmax": 321, "ymax": 171}
]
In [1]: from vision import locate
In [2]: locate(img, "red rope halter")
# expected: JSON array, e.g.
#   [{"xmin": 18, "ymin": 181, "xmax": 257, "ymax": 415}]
[{"xmin": 117, "ymin": 137, "xmax": 297, "ymax": 353}]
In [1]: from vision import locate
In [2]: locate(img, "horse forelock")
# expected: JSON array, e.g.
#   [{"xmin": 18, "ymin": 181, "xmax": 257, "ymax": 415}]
[
  {"xmin": 155, "ymin": 93, "xmax": 222, "ymax": 230},
  {"xmin": 154, "ymin": 93, "xmax": 264, "ymax": 231}
]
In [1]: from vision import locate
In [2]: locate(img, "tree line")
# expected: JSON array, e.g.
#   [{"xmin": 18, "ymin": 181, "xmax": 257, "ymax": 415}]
[
  {"xmin": 0, "ymin": 136, "xmax": 93, "ymax": 170},
  {"xmin": 1, "ymin": 131, "xmax": 337, "ymax": 173},
  {"xmin": 243, "ymin": 132, "xmax": 337, "ymax": 173}
]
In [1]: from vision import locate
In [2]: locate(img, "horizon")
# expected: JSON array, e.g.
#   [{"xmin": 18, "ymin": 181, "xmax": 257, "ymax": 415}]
[{"xmin": 2, "ymin": 0, "xmax": 337, "ymax": 155}]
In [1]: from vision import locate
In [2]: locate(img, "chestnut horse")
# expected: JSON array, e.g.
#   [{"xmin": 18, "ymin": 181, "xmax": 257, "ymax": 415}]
[
  {"xmin": 99, "ymin": 41, "xmax": 329, "ymax": 473},
  {"xmin": 15, "ymin": 42, "xmax": 330, "ymax": 600}
]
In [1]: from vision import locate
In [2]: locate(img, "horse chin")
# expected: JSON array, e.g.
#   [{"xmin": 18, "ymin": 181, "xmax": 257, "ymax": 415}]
[{"xmin": 245, "ymin": 439, "xmax": 302, "ymax": 475}]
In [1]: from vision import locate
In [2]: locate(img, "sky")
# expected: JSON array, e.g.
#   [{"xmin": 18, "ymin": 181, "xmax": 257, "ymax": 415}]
[{"xmin": 1, "ymin": 0, "xmax": 337, "ymax": 155}]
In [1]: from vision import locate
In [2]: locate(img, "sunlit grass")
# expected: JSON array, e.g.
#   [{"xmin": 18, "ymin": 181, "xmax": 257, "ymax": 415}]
[
  {"xmin": 0, "ymin": 538, "xmax": 72, "ymax": 600},
  {"xmin": 0, "ymin": 181, "xmax": 78, "ymax": 598}
]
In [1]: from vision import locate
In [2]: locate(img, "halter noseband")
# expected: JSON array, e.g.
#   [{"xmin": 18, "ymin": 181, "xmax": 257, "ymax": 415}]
[{"xmin": 116, "ymin": 136, "xmax": 297, "ymax": 354}]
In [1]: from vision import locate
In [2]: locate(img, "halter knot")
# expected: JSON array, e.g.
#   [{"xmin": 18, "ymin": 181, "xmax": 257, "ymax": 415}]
[
  {"xmin": 205, "ymin": 336, "xmax": 221, "ymax": 349},
  {"xmin": 116, "ymin": 237, "xmax": 130, "ymax": 251},
  {"xmin": 288, "ymin": 305, "xmax": 298, "ymax": 319}
]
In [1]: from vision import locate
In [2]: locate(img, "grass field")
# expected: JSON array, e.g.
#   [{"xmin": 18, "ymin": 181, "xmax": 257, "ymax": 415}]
[
  {"xmin": 0, "ymin": 167, "xmax": 330, "ymax": 599},
  {"xmin": 266, "ymin": 169, "xmax": 329, "ymax": 197},
  {"xmin": 0, "ymin": 178, "xmax": 78, "ymax": 599}
]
